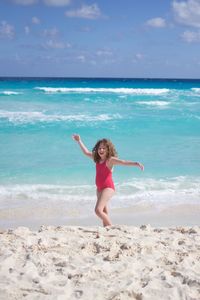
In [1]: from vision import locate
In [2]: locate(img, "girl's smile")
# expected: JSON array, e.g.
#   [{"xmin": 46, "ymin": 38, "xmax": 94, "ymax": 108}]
[{"xmin": 98, "ymin": 143, "xmax": 107, "ymax": 159}]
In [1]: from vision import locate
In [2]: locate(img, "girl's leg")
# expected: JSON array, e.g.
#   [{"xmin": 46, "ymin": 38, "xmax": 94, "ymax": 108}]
[
  {"xmin": 103, "ymin": 205, "xmax": 108, "ymax": 214},
  {"xmin": 96, "ymin": 190, "xmax": 109, "ymax": 226},
  {"xmin": 95, "ymin": 188, "xmax": 114, "ymax": 226}
]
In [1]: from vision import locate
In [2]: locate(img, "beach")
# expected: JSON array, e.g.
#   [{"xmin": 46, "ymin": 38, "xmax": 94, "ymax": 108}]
[
  {"xmin": 0, "ymin": 202, "xmax": 200, "ymax": 300},
  {"xmin": 0, "ymin": 224, "xmax": 200, "ymax": 300},
  {"xmin": 1, "ymin": 0, "xmax": 200, "ymax": 295},
  {"xmin": 0, "ymin": 77, "xmax": 200, "ymax": 299}
]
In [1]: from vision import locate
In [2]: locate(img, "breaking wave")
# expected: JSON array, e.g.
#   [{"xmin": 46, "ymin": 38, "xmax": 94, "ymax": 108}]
[
  {"xmin": 35, "ymin": 87, "xmax": 170, "ymax": 95},
  {"xmin": 0, "ymin": 110, "xmax": 121, "ymax": 125}
]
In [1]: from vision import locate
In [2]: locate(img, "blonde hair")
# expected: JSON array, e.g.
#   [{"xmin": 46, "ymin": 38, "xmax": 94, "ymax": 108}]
[{"xmin": 92, "ymin": 139, "xmax": 117, "ymax": 163}]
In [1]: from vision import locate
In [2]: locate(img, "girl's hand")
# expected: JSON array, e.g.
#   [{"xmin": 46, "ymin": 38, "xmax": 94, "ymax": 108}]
[
  {"xmin": 72, "ymin": 134, "xmax": 80, "ymax": 142},
  {"xmin": 137, "ymin": 162, "xmax": 144, "ymax": 171}
]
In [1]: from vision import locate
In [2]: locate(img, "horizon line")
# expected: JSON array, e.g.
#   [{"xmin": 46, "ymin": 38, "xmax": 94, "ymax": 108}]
[{"xmin": 0, "ymin": 76, "xmax": 200, "ymax": 81}]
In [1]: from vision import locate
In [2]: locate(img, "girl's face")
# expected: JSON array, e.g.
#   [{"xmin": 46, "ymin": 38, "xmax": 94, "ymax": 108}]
[{"xmin": 98, "ymin": 143, "xmax": 108, "ymax": 160}]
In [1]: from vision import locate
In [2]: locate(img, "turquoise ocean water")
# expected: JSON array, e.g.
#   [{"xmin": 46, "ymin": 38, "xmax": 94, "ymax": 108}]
[{"xmin": 0, "ymin": 77, "xmax": 200, "ymax": 220}]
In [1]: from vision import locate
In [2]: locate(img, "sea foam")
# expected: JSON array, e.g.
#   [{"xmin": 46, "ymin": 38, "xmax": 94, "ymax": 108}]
[
  {"xmin": 35, "ymin": 87, "xmax": 170, "ymax": 95},
  {"xmin": 0, "ymin": 110, "xmax": 121, "ymax": 124},
  {"xmin": 0, "ymin": 177, "xmax": 199, "ymax": 212},
  {"xmin": 136, "ymin": 101, "xmax": 170, "ymax": 107},
  {"xmin": 191, "ymin": 88, "xmax": 200, "ymax": 93},
  {"xmin": 0, "ymin": 91, "xmax": 21, "ymax": 95}
]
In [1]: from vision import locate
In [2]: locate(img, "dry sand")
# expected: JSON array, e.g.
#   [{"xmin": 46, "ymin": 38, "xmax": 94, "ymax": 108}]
[{"xmin": 0, "ymin": 224, "xmax": 200, "ymax": 300}]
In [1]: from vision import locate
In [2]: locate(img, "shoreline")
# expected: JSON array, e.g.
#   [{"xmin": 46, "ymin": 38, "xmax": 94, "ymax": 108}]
[{"xmin": 0, "ymin": 203, "xmax": 200, "ymax": 230}]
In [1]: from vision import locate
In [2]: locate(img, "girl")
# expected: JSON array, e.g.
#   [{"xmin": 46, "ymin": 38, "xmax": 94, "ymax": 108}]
[{"xmin": 72, "ymin": 134, "xmax": 144, "ymax": 227}]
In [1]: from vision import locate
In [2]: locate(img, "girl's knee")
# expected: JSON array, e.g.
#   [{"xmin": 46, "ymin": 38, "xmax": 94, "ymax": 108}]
[
  {"xmin": 103, "ymin": 206, "xmax": 108, "ymax": 214},
  {"xmin": 95, "ymin": 206, "xmax": 102, "ymax": 216}
]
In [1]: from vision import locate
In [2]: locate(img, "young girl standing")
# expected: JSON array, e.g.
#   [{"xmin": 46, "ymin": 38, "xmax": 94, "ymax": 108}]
[{"xmin": 72, "ymin": 134, "xmax": 144, "ymax": 227}]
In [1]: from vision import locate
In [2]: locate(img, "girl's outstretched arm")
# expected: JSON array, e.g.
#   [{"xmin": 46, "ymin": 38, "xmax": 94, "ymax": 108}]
[
  {"xmin": 110, "ymin": 157, "xmax": 144, "ymax": 171},
  {"xmin": 72, "ymin": 134, "xmax": 93, "ymax": 159}
]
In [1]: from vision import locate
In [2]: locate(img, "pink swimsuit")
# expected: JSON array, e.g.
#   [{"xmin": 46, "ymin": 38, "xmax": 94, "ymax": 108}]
[{"xmin": 95, "ymin": 161, "xmax": 115, "ymax": 192}]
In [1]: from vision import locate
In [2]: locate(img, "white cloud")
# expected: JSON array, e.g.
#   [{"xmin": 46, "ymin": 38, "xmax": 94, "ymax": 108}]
[
  {"xmin": 24, "ymin": 26, "xmax": 30, "ymax": 34},
  {"xmin": 182, "ymin": 29, "xmax": 200, "ymax": 42},
  {"xmin": 76, "ymin": 55, "xmax": 86, "ymax": 62},
  {"xmin": 135, "ymin": 53, "xmax": 144, "ymax": 60},
  {"xmin": 44, "ymin": 39, "xmax": 71, "ymax": 49},
  {"xmin": 96, "ymin": 49, "xmax": 113, "ymax": 57},
  {"xmin": 102, "ymin": 58, "xmax": 116, "ymax": 65},
  {"xmin": 172, "ymin": 0, "xmax": 200, "ymax": 27},
  {"xmin": 43, "ymin": 27, "xmax": 59, "ymax": 37},
  {"xmin": 43, "ymin": 0, "xmax": 70, "ymax": 6},
  {"xmin": 132, "ymin": 53, "xmax": 144, "ymax": 63},
  {"xmin": 65, "ymin": 4, "xmax": 101, "ymax": 19},
  {"xmin": 32, "ymin": 17, "xmax": 40, "ymax": 24},
  {"xmin": 146, "ymin": 17, "xmax": 166, "ymax": 28},
  {"xmin": 0, "ymin": 21, "xmax": 15, "ymax": 39}
]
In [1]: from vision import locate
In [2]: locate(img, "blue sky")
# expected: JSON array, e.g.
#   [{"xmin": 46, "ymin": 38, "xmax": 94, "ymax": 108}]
[{"xmin": 0, "ymin": 0, "xmax": 200, "ymax": 78}]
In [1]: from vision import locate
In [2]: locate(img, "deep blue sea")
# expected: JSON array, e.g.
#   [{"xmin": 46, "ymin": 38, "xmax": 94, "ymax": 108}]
[{"xmin": 0, "ymin": 77, "xmax": 200, "ymax": 217}]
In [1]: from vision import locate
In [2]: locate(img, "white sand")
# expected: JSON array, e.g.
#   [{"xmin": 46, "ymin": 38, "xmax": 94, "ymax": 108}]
[{"xmin": 0, "ymin": 225, "xmax": 200, "ymax": 300}]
